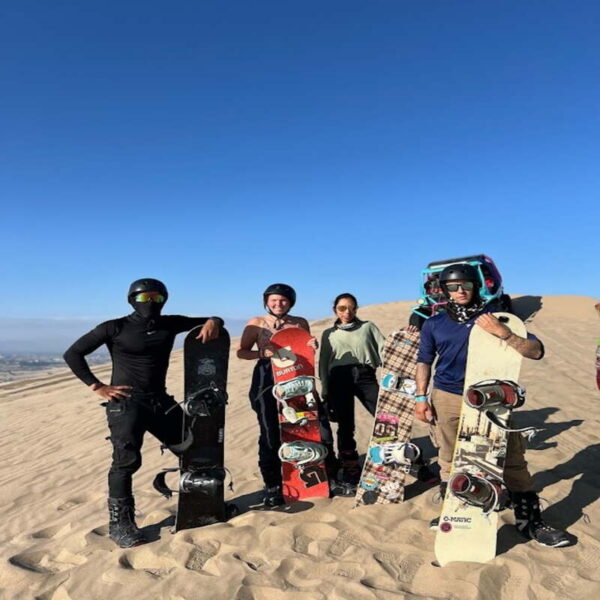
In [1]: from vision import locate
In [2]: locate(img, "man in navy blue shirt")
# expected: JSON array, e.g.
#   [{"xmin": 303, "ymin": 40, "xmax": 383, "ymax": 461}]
[{"xmin": 415, "ymin": 263, "xmax": 569, "ymax": 548}]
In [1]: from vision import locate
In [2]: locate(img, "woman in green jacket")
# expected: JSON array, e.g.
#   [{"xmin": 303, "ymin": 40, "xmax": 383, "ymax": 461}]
[{"xmin": 319, "ymin": 293, "xmax": 384, "ymax": 485}]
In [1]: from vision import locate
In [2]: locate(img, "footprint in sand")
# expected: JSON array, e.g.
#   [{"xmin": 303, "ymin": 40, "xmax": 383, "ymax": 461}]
[
  {"xmin": 31, "ymin": 523, "xmax": 72, "ymax": 540},
  {"xmin": 84, "ymin": 525, "xmax": 115, "ymax": 550},
  {"xmin": 9, "ymin": 547, "xmax": 87, "ymax": 575},
  {"xmin": 117, "ymin": 550, "xmax": 178, "ymax": 578},
  {"xmin": 292, "ymin": 522, "xmax": 339, "ymax": 557},
  {"xmin": 233, "ymin": 551, "xmax": 268, "ymax": 572},
  {"xmin": 328, "ymin": 530, "xmax": 361, "ymax": 558},
  {"xmin": 184, "ymin": 541, "xmax": 221, "ymax": 575},
  {"xmin": 373, "ymin": 551, "xmax": 423, "ymax": 585},
  {"xmin": 56, "ymin": 493, "xmax": 96, "ymax": 512}
]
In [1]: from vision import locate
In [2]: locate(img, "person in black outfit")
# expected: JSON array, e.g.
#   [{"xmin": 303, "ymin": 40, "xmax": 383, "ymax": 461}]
[{"xmin": 63, "ymin": 278, "xmax": 223, "ymax": 548}]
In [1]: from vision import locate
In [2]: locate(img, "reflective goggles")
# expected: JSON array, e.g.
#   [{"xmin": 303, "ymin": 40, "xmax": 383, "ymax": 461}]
[
  {"xmin": 133, "ymin": 292, "xmax": 166, "ymax": 303},
  {"xmin": 445, "ymin": 282, "xmax": 475, "ymax": 292}
]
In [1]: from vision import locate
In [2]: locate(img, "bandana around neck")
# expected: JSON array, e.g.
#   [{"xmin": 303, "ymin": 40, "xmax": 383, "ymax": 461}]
[
  {"xmin": 446, "ymin": 298, "xmax": 486, "ymax": 323},
  {"xmin": 335, "ymin": 319, "xmax": 360, "ymax": 331}
]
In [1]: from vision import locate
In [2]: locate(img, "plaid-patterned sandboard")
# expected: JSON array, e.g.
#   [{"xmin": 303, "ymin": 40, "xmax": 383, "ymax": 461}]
[{"xmin": 355, "ymin": 328, "xmax": 419, "ymax": 507}]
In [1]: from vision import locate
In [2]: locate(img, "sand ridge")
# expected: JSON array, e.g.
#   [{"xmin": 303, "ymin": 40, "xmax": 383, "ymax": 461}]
[{"xmin": 1, "ymin": 295, "xmax": 599, "ymax": 599}]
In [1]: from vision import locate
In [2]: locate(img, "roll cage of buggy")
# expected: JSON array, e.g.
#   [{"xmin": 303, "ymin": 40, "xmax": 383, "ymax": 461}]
[{"xmin": 411, "ymin": 254, "xmax": 512, "ymax": 322}]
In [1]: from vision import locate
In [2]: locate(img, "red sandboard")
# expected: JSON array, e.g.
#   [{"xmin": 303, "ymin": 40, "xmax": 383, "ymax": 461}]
[{"xmin": 270, "ymin": 328, "xmax": 329, "ymax": 503}]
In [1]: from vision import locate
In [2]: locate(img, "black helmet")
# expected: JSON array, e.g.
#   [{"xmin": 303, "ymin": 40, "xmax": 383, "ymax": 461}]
[
  {"xmin": 263, "ymin": 283, "xmax": 296, "ymax": 308},
  {"xmin": 127, "ymin": 278, "xmax": 169, "ymax": 301},
  {"xmin": 439, "ymin": 264, "xmax": 480, "ymax": 288}
]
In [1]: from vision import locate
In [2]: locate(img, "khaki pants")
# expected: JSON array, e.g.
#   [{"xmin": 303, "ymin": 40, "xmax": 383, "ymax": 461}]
[{"xmin": 430, "ymin": 388, "xmax": 533, "ymax": 492}]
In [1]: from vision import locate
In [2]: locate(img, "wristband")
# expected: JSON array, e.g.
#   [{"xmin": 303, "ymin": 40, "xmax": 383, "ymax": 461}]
[{"xmin": 415, "ymin": 395, "xmax": 428, "ymax": 403}]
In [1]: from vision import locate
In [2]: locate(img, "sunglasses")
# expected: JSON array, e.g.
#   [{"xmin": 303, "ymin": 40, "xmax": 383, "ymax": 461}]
[
  {"xmin": 445, "ymin": 282, "xmax": 475, "ymax": 292},
  {"xmin": 134, "ymin": 292, "xmax": 166, "ymax": 303},
  {"xmin": 336, "ymin": 305, "xmax": 356, "ymax": 313}
]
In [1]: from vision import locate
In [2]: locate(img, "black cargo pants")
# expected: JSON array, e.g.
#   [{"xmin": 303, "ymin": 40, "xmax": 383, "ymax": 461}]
[
  {"xmin": 104, "ymin": 391, "xmax": 183, "ymax": 498},
  {"xmin": 327, "ymin": 364, "xmax": 379, "ymax": 457}
]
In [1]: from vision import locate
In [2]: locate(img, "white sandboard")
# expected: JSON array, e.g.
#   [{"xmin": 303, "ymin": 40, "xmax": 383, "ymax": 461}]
[{"xmin": 434, "ymin": 313, "xmax": 526, "ymax": 566}]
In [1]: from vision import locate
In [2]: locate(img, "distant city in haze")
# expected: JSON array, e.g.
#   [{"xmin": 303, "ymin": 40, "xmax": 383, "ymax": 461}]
[{"xmin": 0, "ymin": 316, "xmax": 247, "ymax": 383}]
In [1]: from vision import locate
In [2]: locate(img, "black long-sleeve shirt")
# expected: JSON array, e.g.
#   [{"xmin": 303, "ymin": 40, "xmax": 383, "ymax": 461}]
[{"xmin": 63, "ymin": 313, "xmax": 222, "ymax": 392}]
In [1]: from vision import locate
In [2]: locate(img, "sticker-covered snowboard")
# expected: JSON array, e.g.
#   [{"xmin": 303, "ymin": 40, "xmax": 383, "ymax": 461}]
[{"xmin": 355, "ymin": 328, "xmax": 420, "ymax": 506}]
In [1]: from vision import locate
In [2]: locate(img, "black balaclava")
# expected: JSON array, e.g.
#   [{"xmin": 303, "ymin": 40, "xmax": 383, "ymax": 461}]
[{"xmin": 131, "ymin": 300, "xmax": 164, "ymax": 320}]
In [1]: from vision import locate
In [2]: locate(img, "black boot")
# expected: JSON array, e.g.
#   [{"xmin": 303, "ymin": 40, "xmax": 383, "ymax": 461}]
[
  {"xmin": 262, "ymin": 485, "xmax": 285, "ymax": 507},
  {"xmin": 512, "ymin": 491, "xmax": 570, "ymax": 548},
  {"xmin": 340, "ymin": 450, "xmax": 361, "ymax": 486},
  {"xmin": 108, "ymin": 497, "xmax": 147, "ymax": 548}
]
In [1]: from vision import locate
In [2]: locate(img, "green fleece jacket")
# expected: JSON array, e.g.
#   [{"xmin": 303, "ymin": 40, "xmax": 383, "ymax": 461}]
[{"xmin": 318, "ymin": 320, "xmax": 385, "ymax": 396}]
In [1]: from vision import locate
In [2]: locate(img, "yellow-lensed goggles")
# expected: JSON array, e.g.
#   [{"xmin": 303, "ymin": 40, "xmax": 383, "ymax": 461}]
[{"xmin": 133, "ymin": 292, "xmax": 166, "ymax": 303}]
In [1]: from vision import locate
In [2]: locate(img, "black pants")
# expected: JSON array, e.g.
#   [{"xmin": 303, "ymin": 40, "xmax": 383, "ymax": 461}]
[
  {"xmin": 328, "ymin": 364, "xmax": 379, "ymax": 456},
  {"xmin": 105, "ymin": 392, "xmax": 183, "ymax": 498},
  {"xmin": 249, "ymin": 359, "xmax": 337, "ymax": 488}
]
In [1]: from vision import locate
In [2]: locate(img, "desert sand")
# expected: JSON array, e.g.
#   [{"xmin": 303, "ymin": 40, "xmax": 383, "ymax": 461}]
[{"xmin": 1, "ymin": 295, "xmax": 599, "ymax": 600}]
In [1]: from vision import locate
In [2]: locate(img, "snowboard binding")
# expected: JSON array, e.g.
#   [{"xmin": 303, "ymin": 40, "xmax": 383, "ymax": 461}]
[
  {"xmin": 180, "ymin": 468, "xmax": 225, "ymax": 496},
  {"xmin": 153, "ymin": 466, "xmax": 231, "ymax": 498},
  {"xmin": 273, "ymin": 376, "xmax": 318, "ymax": 408},
  {"xmin": 380, "ymin": 373, "xmax": 417, "ymax": 396},
  {"xmin": 368, "ymin": 442, "xmax": 421, "ymax": 470},
  {"xmin": 448, "ymin": 472, "xmax": 508, "ymax": 514},
  {"xmin": 278, "ymin": 441, "xmax": 328, "ymax": 468},
  {"xmin": 466, "ymin": 380, "xmax": 541, "ymax": 441},
  {"xmin": 466, "ymin": 380, "xmax": 525, "ymax": 411},
  {"xmin": 277, "ymin": 398, "xmax": 309, "ymax": 426},
  {"xmin": 183, "ymin": 382, "xmax": 228, "ymax": 418}
]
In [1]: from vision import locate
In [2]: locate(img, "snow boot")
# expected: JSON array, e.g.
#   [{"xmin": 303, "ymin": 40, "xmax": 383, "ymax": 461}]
[
  {"xmin": 512, "ymin": 491, "xmax": 570, "ymax": 548},
  {"xmin": 262, "ymin": 485, "xmax": 285, "ymax": 507},
  {"xmin": 108, "ymin": 497, "xmax": 146, "ymax": 548}
]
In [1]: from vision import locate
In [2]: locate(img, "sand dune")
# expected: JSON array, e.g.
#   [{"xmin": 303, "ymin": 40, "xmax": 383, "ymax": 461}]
[{"xmin": 1, "ymin": 296, "xmax": 598, "ymax": 600}]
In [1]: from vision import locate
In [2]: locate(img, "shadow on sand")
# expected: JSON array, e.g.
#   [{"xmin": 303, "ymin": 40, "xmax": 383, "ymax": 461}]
[
  {"xmin": 515, "ymin": 406, "xmax": 584, "ymax": 450},
  {"xmin": 231, "ymin": 489, "xmax": 315, "ymax": 516},
  {"xmin": 497, "ymin": 443, "xmax": 600, "ymax": 554}
]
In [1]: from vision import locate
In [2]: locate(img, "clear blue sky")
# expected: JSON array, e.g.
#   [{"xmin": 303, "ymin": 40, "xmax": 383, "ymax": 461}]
[{"xmin": 2, "ymin": 1, "xmax": 598, "ymax": 323}]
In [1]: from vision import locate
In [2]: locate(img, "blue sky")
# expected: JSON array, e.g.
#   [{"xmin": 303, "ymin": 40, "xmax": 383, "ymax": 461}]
[{"xmin": 2, "ymin": 1, "xmax": 598, "ymax": 327}]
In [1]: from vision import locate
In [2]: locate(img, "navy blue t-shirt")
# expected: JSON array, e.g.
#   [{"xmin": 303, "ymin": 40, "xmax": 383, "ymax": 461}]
[{"xmin": 417, "ymin": 307, "xmax": 543, "ymax": 395}]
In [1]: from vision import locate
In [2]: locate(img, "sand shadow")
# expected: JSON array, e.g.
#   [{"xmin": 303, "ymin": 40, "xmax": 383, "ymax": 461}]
[
  {"xmin": 231, "ymin": 489, "xmax": 315, "ymax": 515},
  {"xmin": 533, "ymin": 443, "xmax": 600, "ymax": 530},
  {"xmin": 404, "ymin": 435, "xmax": 441, "ymax": 500},
  {"xmin": 513, "ymin": 407, "xmax": 584, "ymax": 450},
  {"xmin": 497, "ymin": 444, "xmax": 600, "ymax": 554},
  {"xmin": 511, "ymin": 296, "xmax": 543, "ymax": 322},
  {"xmin": 139, "ymin": 515, "xmax": 175, "ymax": 542}
]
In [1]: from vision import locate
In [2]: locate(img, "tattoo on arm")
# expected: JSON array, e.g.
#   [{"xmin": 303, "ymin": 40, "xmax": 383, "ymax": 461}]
[
  {"xmin": 416, "ymin": 363, "xmax": 432, "ymax": 396},
  {"xmin": 504, "ymin": 333, "xmax": 542, "ymax": 359}
]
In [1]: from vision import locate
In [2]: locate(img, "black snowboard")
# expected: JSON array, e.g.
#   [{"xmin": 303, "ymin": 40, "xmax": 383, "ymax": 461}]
[{"xmin": 153, "ymin": 326, "xmax": 231, "ymax": 531}]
